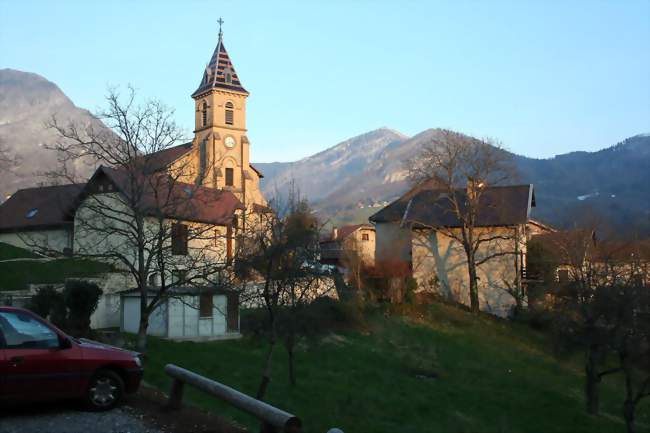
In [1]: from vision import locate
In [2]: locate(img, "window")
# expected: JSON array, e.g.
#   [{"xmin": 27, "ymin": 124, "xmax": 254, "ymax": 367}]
[
  {"xmin": 225, "ymin": 168, "xmax": 234, "ymax": 186},
  {"xmin": 199, "ymin": 293, "xmax": 213, "ymax": 318},
  {"xmin": 0, "ymin": 311, "xmax": 59, "ymax": 349},
  {"xmin": 225, "ymin": 71, "xmax": 232, "ymax": 84},
  {"xmin": 225, "ymin": 101, "xmax": 234, "ymax": 125},
  {"xmin": 171, "ymin": 223, "xmax": 188, "ymax": 255},
  {"xmin": 558, "ymin": 269, "xmax": 569, "ymax": 284},
  {"xmin": 172, "ymin": 269, "xmax": 187, "ymax": 285},
  {"xmin": 198, "ymin": 139, "xmax": 207, "ymax": 181},
  {"xmin": 201, "ymin": 101, "xmax": 208, "ymax": 127},
  {"xmin": 362, "ymin": 233, "xmax": 370, "ymax": 241}
]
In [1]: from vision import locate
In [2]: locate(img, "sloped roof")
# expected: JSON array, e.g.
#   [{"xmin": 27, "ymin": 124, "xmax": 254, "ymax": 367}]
[
  {"xmin": 321, "ymin": 224, "xmax": 374, "ymax": 243},
  {"xmin": 370, "ymin": 184, "xmax": 534, "ymax": 228},
  {"xmin": 192, "ymin": 34, "xmax": 247, "ymax": 97},
  {"xmin": 140, "ymin": 141, "xmax": 193, "ymax": 173},
  {"xmin": 0, "ymin": 184, "xmax": 84, "ymax": 232},
  {"xmin": 81, "ymin": 166, "xmax": 244, "ymax": 226}
]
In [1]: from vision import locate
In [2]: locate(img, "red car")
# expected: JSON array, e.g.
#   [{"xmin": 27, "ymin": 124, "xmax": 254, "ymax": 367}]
[{"xmin": 0, "ymin": 306, "xmax": 143, "ymax": 410}]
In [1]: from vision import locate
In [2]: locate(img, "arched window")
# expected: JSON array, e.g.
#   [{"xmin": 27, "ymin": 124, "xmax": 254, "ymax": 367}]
[
  {"xmin": 224, "ymin": 68, "xmax": 233, "ymax": 84},
  {"xmin": 225, "ymin": 101, "xmax": 234, "ymax": 125},
  {"xmin": 201, "ymin": 101, "xmax": 208, "ymax": 127}
]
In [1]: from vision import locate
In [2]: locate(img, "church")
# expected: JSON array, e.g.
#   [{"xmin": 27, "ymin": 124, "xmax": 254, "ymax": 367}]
[
  {"xmin": 0, "ymin": 27, "xmax": 266, "ymax": 254},
  {"xmin": 0, "ymin": 28, "xmax": 267, "ymax": 336}
]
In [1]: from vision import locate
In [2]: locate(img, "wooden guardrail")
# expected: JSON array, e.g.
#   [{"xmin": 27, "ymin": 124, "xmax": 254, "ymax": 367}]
[{"xmin": 165, "ymin": 364, "xmax": 342, "ymax": 433}]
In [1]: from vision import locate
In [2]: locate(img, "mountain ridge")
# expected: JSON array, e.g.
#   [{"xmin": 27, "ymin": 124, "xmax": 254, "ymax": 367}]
[{"xmin": 255, "ymin": 129, "xmax": 650, "ymax": 234}]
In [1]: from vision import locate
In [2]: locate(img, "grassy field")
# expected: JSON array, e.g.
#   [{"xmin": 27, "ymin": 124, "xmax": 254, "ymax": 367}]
[
  {"xmin": 0, "ymin": 241, "xmax": 40, "ymax": 260},
  {"xmin": 0, "ymin": 242, "xmax": 112, "ymax": 291},
  {"xmin": 141, "ymin": 303, "xmax": 648, "ymax": 433}
]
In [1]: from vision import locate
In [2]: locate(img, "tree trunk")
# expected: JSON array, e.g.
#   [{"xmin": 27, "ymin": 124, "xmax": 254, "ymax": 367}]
[
  {"xmin": 585, "ymin": 345, "xmax": 600, "ymax": 415},
  {"xmin": 136, "ymin": 315, "xmax": 149, "ymax": 353},
  {"xmin": 467, "ymin": 257, "xmax": 480, "ymax": 314},
  {"xmin": 287, "ymin": 335, "xmax": 296, "ymax": 387},
  {"xmin": 256, "ymin": 337, "xmax": 276, "ymax": 400},
  {"xmin": 623, "ymin": 399, "xmax": 636, "ymax": 433}
]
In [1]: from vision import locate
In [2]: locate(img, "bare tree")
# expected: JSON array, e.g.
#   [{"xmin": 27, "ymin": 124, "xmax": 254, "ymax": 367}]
[
  {"xmin": 532, "ymin": 222, "xmax": 650, "ymax": 420},
  {"xmin": 0, "ymin": 138, "xmax": 15, "ymax": 169},
  {"xmin": 43, "ymin": 87, "xmax": 236, "ymax": 352},
  {"xmin": 340, "ymin": 236, "xmax": 365, "ymax": 293},
  {"xmin": 236, "ymin": 191, "xmax": 330, "ymax": 397},
  {"xmin": 405, "ymin": 129, "xmax": 517, "ymax": 314}
]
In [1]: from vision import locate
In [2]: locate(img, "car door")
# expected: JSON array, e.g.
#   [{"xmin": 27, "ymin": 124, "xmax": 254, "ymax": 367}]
[
  {"xmin": 0, "ymin": 310, "xmax": 83, "ymax": 400},
  {"xmin": 0, "ymin": 329, "xmax": 7, "ymax": 397}
]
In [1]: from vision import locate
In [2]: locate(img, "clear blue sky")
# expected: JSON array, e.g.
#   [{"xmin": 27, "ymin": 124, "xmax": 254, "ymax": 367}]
[{"xmin": 2, "ymin": 0, "xmax": 649, "ymax": 162}]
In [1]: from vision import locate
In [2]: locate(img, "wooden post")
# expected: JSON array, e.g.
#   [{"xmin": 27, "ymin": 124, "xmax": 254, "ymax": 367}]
[{"xmin": 167, "ymin": 378, "xmax": 185, "ymax": 410}]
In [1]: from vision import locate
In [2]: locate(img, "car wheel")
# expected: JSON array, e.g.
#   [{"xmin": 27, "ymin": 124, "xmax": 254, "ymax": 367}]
[{"xmin": 85, "ymin": 369, "xmax": 124, "ymax": 411}]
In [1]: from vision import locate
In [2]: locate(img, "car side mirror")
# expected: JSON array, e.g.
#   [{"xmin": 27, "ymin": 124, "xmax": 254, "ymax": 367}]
[{"xmin": 59, "ymin": 337, "xmax": 72, "ymax": 350}]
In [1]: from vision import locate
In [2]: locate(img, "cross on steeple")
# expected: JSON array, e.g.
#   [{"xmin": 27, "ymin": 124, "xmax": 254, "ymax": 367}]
[{"xmin": 218, "ymin": 17, "xmax": 224, "ymax": 39}]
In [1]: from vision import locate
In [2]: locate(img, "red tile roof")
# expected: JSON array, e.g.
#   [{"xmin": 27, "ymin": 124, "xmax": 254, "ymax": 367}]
[
  {"xmin": 84, "ymin": 166, "xmax": 244, "ymax": 226},
  {"xmin": 0, "ymin": 184, "xmax": 83, "ymax": 232},
  {"xmin": 140, "ymin": 141, "xmax": 193, "ymax": 173}
]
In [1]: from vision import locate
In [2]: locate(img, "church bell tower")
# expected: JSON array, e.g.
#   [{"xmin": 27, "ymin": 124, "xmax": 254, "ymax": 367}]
[{"xmin": 190, "ymin": 20, "xmax": 264, "ymax": 208}]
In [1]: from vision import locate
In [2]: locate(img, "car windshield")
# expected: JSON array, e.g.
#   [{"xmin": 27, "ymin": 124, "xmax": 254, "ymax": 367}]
[{"xmin": 0, "ymin": 311, "xmax": 60, "ymax": 349}]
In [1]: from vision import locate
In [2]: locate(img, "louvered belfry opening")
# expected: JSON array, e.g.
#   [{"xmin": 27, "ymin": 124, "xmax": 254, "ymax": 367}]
[{"xmin": 225, "ymin": 101, "xmax": 234, "ymax": 125}]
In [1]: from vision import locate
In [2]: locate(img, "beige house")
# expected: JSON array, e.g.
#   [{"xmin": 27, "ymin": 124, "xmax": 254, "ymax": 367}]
[
  {"xmin": 320, "ymin": 224, "xmax": 376, "ymax": 268},
  {"xmin": 370, "ymin": 183, "xmax": 540, "ymax": 316}
]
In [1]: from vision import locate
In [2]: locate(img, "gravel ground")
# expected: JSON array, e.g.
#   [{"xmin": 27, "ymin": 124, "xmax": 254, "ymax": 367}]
[{"xmin": 0, "ymin": 403, "xmax": 163, "ymax": 433}]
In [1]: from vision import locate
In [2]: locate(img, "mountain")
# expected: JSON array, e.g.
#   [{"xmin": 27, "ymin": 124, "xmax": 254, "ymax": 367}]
[
  {"xmin": 0, "ymin": 69, "xmax": 102, "ymax": 201},
  {"xmin": 256, "ymin": 130, "xmax": 650, "ymax": 234}
]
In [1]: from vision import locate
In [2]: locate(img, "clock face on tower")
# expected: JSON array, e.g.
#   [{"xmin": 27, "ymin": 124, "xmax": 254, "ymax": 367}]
[{"xmin": 224, "ymin": 136, "xmax": 236, "ymax": 149}]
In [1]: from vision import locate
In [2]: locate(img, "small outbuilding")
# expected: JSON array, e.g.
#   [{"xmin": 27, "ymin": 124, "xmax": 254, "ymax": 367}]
[{"xmin": 120, "ymin": 287, "xmax": 240, "ymax": 340}]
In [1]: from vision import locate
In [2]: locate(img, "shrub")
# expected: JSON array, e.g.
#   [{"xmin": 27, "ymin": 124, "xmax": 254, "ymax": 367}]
[
  {"xmin": 28, "ymin": 286, "xmax": 67, "ymax": 329},
  {"xmin": 63, "ymin": 280, "xmax": 102, "ymax": 337}
]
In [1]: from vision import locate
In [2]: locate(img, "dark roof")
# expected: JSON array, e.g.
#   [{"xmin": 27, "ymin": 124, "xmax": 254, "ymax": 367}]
[
  {"xmin": 370, "ymin": 184, "xmax": 534, "ymax": 228},
  {"xmin": 249, "ymin": 163, "xmax": 264, "ymax": 179},
  {"xmin": 320, "ymin": 224, "xmax": 373, "ymax": 243},
  {"xmin": 0, "ymin": 184, "xmax": 84, "ymax": 232},
  {"xmin": 140, "ymin": 142, "xmax": 193, "ymax": 173},
  {"xmin": 192, "ymin": 34, "xmax": 248, "ymax": 97},
  {"xmin": 81, "ymin": 166, "xmax": 244, "ymax": 226}
]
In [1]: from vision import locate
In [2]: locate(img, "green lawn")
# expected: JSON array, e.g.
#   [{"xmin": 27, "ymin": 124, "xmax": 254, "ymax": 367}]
[
  {"xmin": 141, "ymin": 303, "xmax": 648, "ymax": 433},
  {"xmin": 0, "ymin": 258, "xmax": 112, "ymax": 291},
  {"xmin": 0, "ymin": 241, "xmax": 40, "ymax": 260}
]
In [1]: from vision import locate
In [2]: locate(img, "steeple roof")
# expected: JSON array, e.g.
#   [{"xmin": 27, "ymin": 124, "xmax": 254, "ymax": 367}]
[{"xmin": 192, "ymin": 31, "xmax": 247, "ymax": 97}]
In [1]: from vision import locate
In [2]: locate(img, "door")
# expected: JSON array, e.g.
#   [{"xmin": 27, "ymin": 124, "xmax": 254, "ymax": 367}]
[{"xmin": 0, "ymin": 310, "xmax": 83, "ymax": 400}]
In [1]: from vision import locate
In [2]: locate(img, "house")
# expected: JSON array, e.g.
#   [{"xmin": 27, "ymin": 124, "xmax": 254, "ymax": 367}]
[
  {"xmin": 528, "ymin": 229, "xmax": 650, "ymax": 287},
  {"xmin": 120, "ymin": 287, "xmax": 240, "ymax": 340},
  {"xmin": 369, "ymin": 182, "xmax": 539, "ymax": 316},
  {"xmin": 0, "ymin": 184, "xmax": 83, "ymax": 254},
  {"xmin": 320, "ymin": 224, "xmax": 376, "ymax": 268},
  {"xmin": 0, "ymin": 27, "xmax": 265, "ymax": 336}
]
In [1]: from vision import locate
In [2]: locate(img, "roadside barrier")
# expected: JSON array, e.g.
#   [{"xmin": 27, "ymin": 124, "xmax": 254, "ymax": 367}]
[{"xmin": 164, "ymin": 363, "xmax": 344, "ymax": 433}]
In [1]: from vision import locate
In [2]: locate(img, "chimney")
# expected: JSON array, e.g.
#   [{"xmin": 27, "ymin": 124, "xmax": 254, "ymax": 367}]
[
  {"xmin": 332, "ymin": 226, "xmax": 338, "ymax": 240},
  {"xmin": 467, "ymin": 177, "xmax": 485, "ymax": 200}
]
